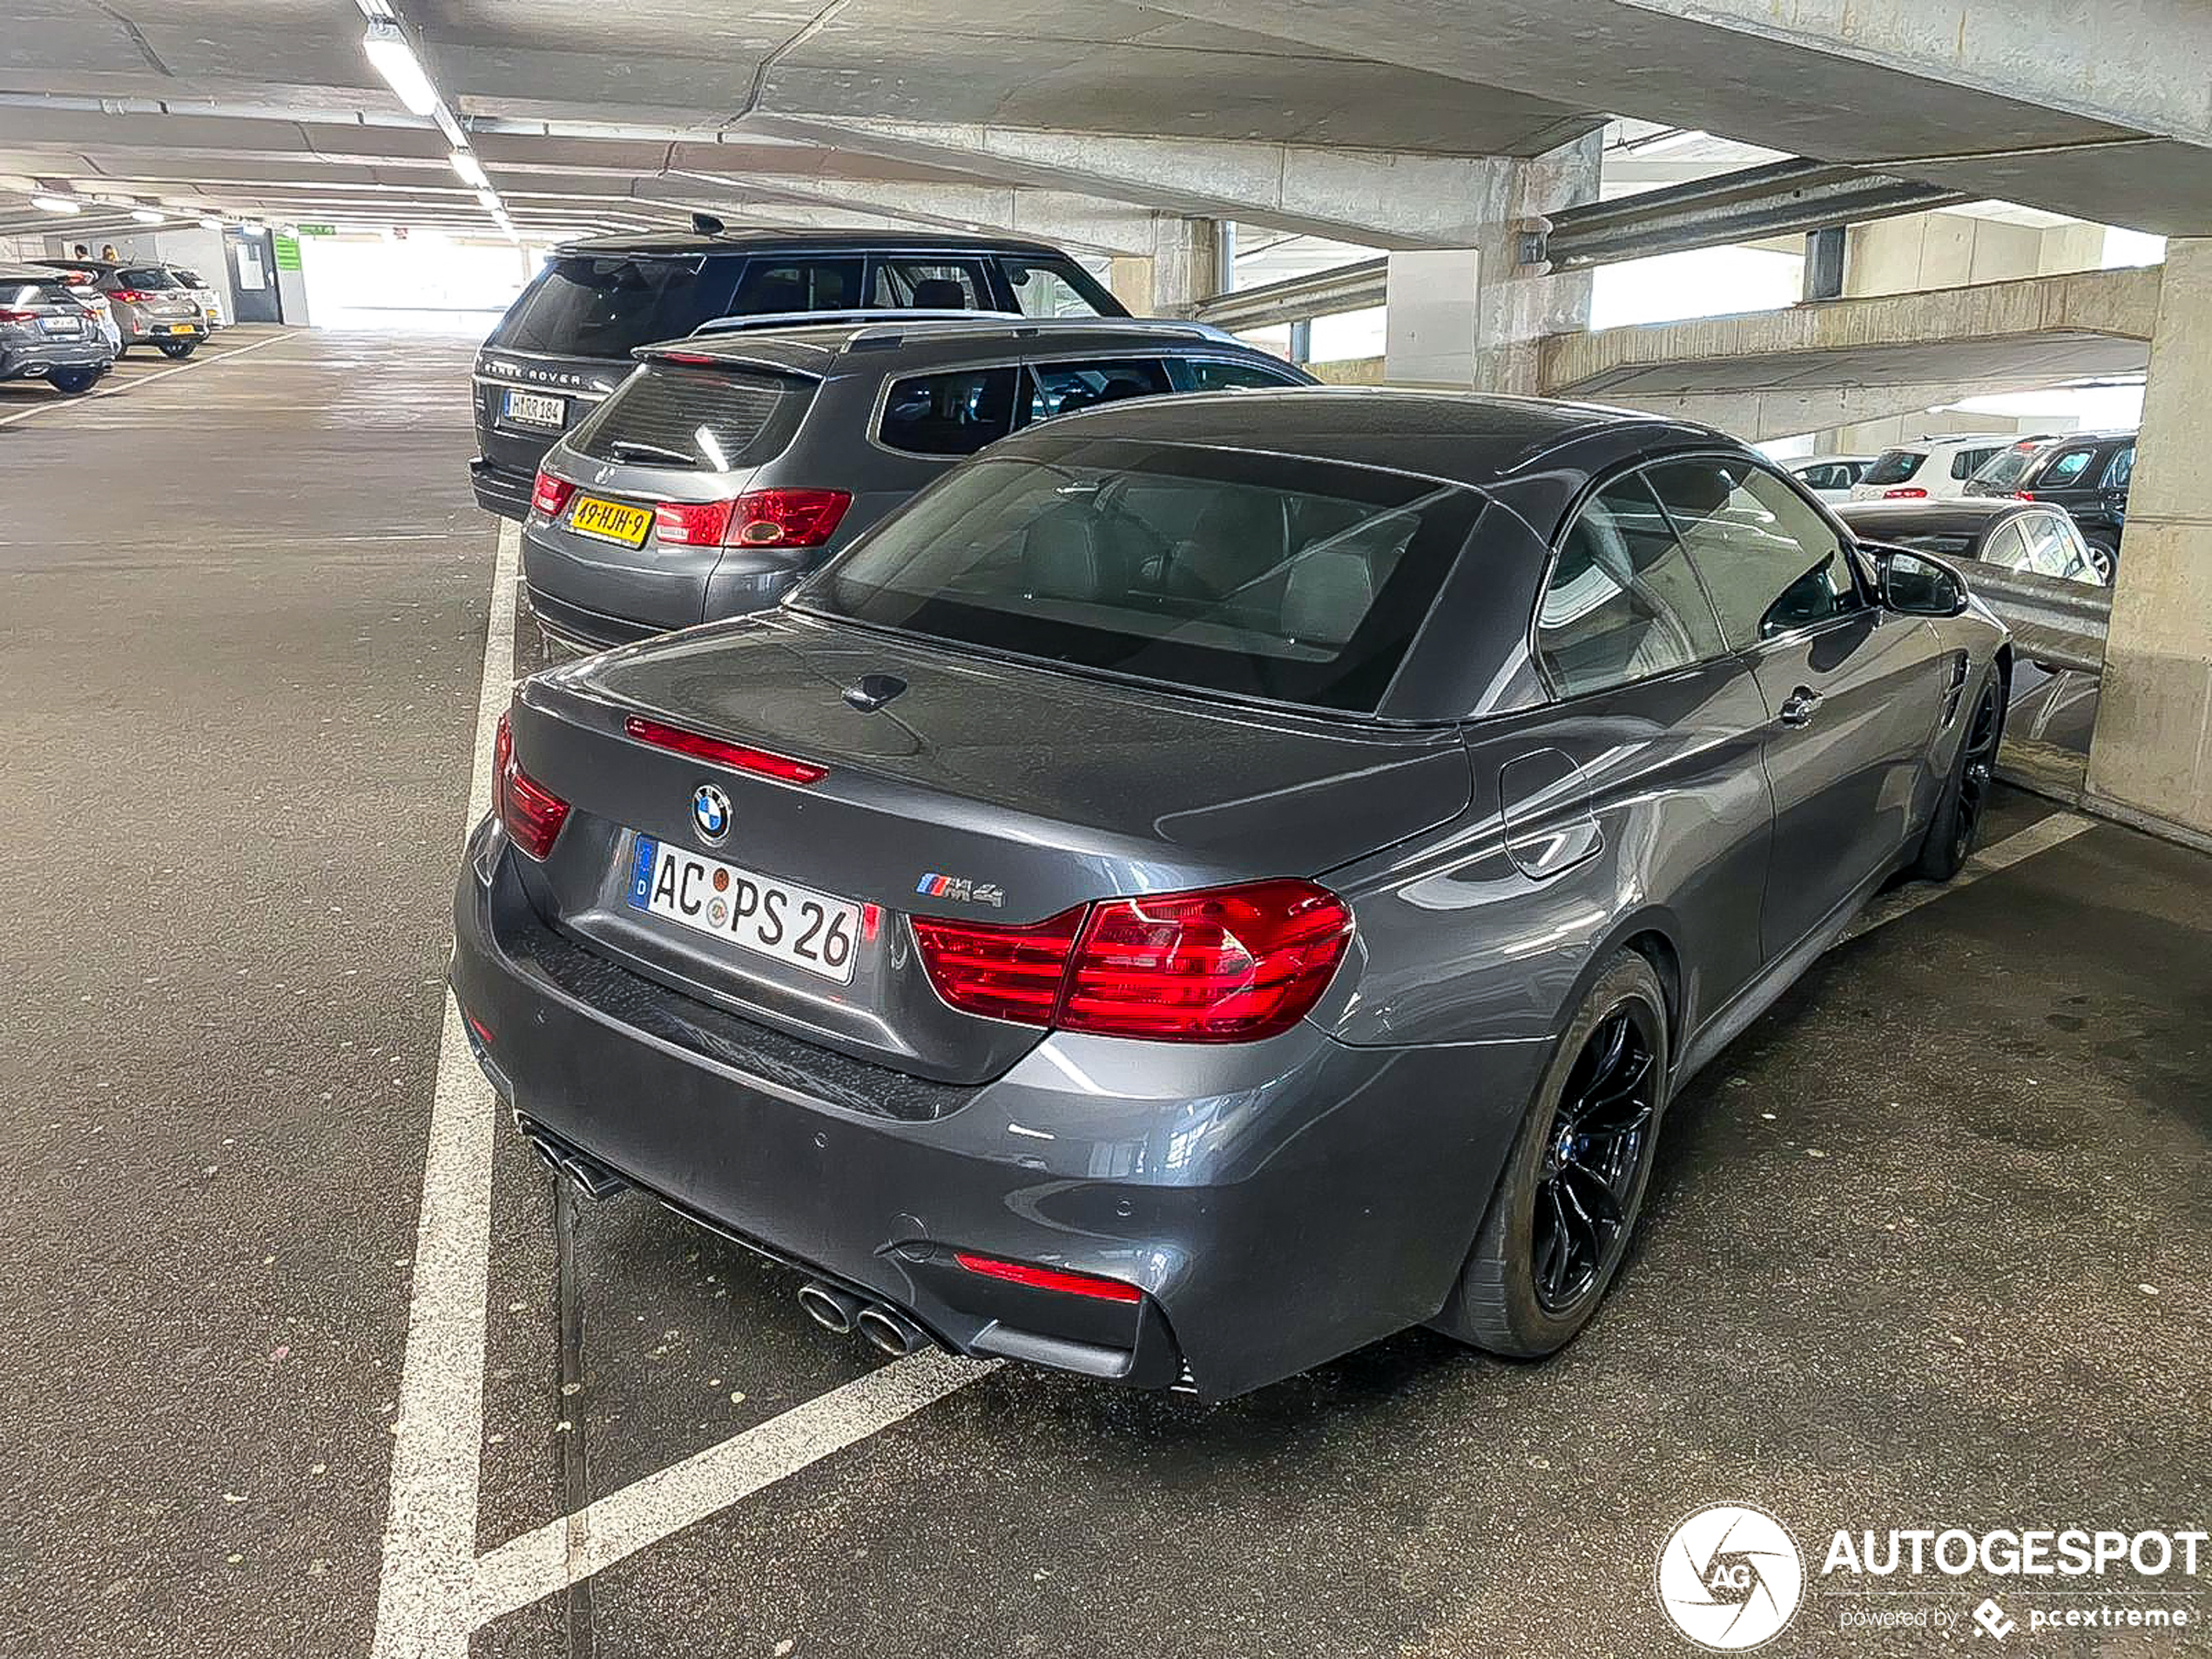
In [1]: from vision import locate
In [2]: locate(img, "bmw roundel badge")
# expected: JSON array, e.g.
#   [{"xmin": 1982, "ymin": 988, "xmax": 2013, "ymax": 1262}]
[{"xmin": 691, "ymin": 783, "xmax": 732, "ymax": 846}]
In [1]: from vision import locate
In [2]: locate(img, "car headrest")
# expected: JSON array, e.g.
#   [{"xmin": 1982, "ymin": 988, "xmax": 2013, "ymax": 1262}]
[
  {"xmin": 910, "ymin": 279, "xmax": 968, "ymax": 310},
  {"xmin": 1282, "ymin": 550, "xmax": 1375, "ymax": 647},
  {"xmin": 1023, "ymin": 509, "xmax": 1116, "ymax": 602}
]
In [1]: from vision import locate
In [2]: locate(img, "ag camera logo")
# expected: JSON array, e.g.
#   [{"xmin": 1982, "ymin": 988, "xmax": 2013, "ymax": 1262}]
[{"xmin": 1656, "ymin": 1504, "xmax": 1805, "ymax": 1650}]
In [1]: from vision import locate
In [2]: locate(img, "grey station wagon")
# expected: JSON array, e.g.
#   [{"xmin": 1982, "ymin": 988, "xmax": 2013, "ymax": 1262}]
[
  {"xmin": 453, "ymin": 390, "xmax": 2009, "ymax": 1399},
  {"xmin": 522, "ymin": 316, "xmax": 1312, "ymax": 652},
  {"xmin": 471, "ymin": 229, "xmax": 1126, "ymax": 520}
]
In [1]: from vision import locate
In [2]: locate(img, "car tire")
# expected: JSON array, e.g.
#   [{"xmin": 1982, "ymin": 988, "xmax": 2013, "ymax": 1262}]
[
  {"xmin": 47, "ymin": 368, "xmax": 100, "ymax": 395},
  {"xmin": 1433, "ymin": 950, "xmax": 1669, "ymax": 1359},
  {"xmin": 1908, "ymin": 670, "xmax": 2004, "ymax": 884},
  {"xmin": 157, "ymin": 340, "xmax": 198, "ymax": 360}
]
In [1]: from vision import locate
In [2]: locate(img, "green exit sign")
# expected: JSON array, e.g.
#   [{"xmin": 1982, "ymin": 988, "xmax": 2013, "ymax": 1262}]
[{"xmin": 294, "ymin": 223, "xmax": 337, "ymax": 236}]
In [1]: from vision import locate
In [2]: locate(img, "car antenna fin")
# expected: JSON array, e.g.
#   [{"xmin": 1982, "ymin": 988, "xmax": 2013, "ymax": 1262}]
[{"xmin": 691, "ymin": 211, "xmax": 726, "ymax": 236}]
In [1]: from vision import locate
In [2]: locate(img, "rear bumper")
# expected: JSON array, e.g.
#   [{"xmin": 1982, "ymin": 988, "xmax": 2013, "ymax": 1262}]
[
  {"xmin": 451, "ymin": 821, "xmax": 1548, "ymax": 1399},
  {"xmin": 121, "ymin": 314, "xmax": 206, "ymax": 345},
  {"xmin": 471, "ymin": 455, "xmax": 535, "ymax": 521},
  {"xmin": 0, "ymin": 336, "xmax": 112, "ymax": 379}
]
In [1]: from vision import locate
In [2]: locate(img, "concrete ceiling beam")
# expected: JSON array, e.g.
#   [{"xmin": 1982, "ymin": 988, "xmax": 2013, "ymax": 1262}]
[{"xmin": 739, "ymin": 114, "xmax": 1524, "ymax": 248}]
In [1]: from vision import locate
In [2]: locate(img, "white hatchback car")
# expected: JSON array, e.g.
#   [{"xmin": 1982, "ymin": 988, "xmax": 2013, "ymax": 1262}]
[
  {"xmin": 167, "ymin": 266, "xmax": 226, "ymax": 330},
  {"xmin": 1784, "ymin": 454, "xmax": 1874, "ymax": 502},
  {"xmin": 1848, "ymin": 434, "xmax": 2053, "ymax": 502}
]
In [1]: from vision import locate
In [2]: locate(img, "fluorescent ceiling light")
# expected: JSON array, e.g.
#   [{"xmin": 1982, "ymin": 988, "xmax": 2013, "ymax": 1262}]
[
  {"xmin": 130, "ymin": 207, "xmax": 165, "ymax": 223},
  {"xmin": 30, "ymin": 194, "xmax": 80, "ymax": 214},
  {"xmin": 431, "ymin": 103, "xmax": 466, "ymax": 146},
  {"xmin": 199, "ymin": 214, "xmax": 226, "ymax": 230},
  {"xmin": 363, "ymin": 21, "xmax": 438, "ymax": 116},
  {"xmin": 448, "ymin": 151, "xmax": 489, "ymax": 190},
  {"xmin": 475, "ymin": 189, "xmax": 500, "ymax": 211}
]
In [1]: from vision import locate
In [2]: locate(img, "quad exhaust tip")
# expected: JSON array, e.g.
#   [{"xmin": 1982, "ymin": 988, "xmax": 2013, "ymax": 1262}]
[
  {"xmin": 854, "ymin": 1303, "xmax": 928, "ymax": 1357},
  {"xmin": 796, "ymin": 1282, "xmax": 861, "ymax": 1335}
]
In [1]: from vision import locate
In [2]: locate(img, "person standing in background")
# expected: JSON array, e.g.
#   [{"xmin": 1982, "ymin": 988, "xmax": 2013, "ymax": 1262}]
[
  {"xmin": 99, "ymin": 243, "xmax": 119, "ymax": 260},
  {"xmin": 71, "ymin": 243, "xmax": 91, "ymax": 259}
]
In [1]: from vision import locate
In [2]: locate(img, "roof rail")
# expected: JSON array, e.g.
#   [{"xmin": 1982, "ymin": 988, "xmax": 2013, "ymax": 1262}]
[{"xmin": 689, "ymin": 307, "xmax": 1017, "ymax": 336}]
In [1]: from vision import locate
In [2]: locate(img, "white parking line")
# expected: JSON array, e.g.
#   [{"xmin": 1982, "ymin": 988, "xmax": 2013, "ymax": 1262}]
[
  {"xmin": 369, "ymin": 518, "xmax": 519, "ymax": 1659},
  {"xmin": 368, "ymin": 525, "xmax": 2106, "ymax": 1649},
  {"xmin": 468, "ymin": 1350, "xmax": 994, "ymax": 1629},
  {"xmin": 369, "ymin": 521, "xmax": 994, "ymax": 1656},
  {"xmin": 0, "ymin": 330, "xmax": 292, "ymax": 428},
  {"xmin": 1842, "ymin": 809, "xmax": 2095, "ymax": 943}
]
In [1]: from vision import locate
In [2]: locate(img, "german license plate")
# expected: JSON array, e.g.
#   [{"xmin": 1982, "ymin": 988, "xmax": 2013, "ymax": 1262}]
[
  {"xmin": 567, "ymin": 495, "xmax": 654, "ymax": 547},
  {"xmin": 626, "ymin": 835, "xmax": 861, "ymax": 983},
  {"xmin": 502, "ymin": 389, "xmax": 565, "ymax": 428}
]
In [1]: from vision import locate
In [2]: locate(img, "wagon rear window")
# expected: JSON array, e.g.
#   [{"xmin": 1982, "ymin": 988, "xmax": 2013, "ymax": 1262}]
[{"xmin": 568, "ymin": 364, "xmax": 813, "ymax": 470}]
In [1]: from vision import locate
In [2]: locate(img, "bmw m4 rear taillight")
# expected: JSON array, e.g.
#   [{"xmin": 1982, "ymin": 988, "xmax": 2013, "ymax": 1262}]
[
  {"xmin": 912, "ymin": 879, "xmax": 1352, "ymax": 1042},
  {"xmin": 493, "ymin": 711, "xmax": 570, "ymax": 860}
]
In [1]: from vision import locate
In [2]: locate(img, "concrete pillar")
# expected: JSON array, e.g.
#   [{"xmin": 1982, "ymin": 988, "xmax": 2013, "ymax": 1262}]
[
  {"xmin": 1108, "ymin": 216, "xmax": 1223, "ymax": 317},
  {"xmin": 1380, "ymin": 137, "xmax": 1597, "ymax": 393},
  {"xmin": 2085, "ymin": 237, "xmax": 2212, "ymax": 846}
]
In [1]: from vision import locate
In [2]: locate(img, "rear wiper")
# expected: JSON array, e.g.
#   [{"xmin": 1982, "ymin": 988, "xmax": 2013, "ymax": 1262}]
[{"xmin": 605, "ymin": 439, "xmax": 697, "ymax": 467}]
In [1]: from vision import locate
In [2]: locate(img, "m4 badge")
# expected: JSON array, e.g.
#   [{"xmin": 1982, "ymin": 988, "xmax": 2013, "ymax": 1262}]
[{"xmin": 915, "ymin": 873, "xmax": 1004, "ymax": 907}]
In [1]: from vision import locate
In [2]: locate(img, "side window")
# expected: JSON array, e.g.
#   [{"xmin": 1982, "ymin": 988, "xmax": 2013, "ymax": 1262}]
[
  {"xmin": 2101, "ymin": 444, "xmax": 2134, "ymax": 489},
  {"xmin": 728, "ymin": 259, "xmax": 863, "ymax": 314},
  {"xmin": 1025, "ymin": 358, "xmax": 1173, "ymax": 421},
  {"xmin": 877, "ymin": 367, "xmax": 1020, "ymax": 457},
  {"xmin": 2040, "ymin": 448, "xmax": 2094, "ymax": 488},
  {"xmin": 1177, "ymin": 357, "xmax": 1302, "ymax": 393},
  {"xmin": 1977, "ymin": 521, "xmax": 2031, "ymax": 572},
  {"xmin": 871, "ymin": 259, "xmax": 991, "ymax": 310},
  {"xmin": 1952, "ymin": 446, "xmax": 2001, "ymax": 480},
  {"xmin": 1537, "ymin": 472, "xmax": 1727, "ymax": 698},
  {"xmin": 1003, "ymin": 260, "xmax": 1106, "ymax": 318},
  {"xmin": 2020, "ymin": 512, "xmax": 2101, "ymax": 584},
  {"xmin": 1646, "ymin": 459, "xmax": 1861, "ymax": 645}
]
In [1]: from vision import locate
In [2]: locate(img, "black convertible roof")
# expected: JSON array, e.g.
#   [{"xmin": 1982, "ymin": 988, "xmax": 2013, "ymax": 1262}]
[
  {"xmin": 550, "ymin": 228, "xmax": 1077, "ymax": 260},
  {"xmin": 1008, "ymin": 387, "xmax": 1732, "ymax": 489}
]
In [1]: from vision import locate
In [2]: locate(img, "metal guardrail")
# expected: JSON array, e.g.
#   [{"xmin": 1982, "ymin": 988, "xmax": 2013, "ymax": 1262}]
[
  {"xmin": 1188, "ymin": 258, "xmax": 1387, "ymax": 333},
  {"xmin": 1959, "ymin": 565, "xmax": 2110, "ymax": 675}
]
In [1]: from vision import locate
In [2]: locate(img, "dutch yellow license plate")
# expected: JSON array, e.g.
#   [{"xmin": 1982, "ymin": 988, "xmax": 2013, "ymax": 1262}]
[
  {"xmin": 166, "ymin": 323, "xmax": 196, "ymax": 334},
  {"xmin": 567, "ymin": 496, "xmax": 654, "ymax": 548}
]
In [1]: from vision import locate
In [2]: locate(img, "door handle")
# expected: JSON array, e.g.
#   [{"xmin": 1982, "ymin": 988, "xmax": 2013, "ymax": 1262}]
[{"xmin": 1778, "ymin": 686, "xmax": 1824, "ymax": 727}]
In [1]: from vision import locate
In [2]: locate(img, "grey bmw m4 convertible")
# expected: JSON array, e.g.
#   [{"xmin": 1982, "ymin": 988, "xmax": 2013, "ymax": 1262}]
[{"xmin": 452, "ymin": 389, "xmax": 2009, "ymax": 1399}]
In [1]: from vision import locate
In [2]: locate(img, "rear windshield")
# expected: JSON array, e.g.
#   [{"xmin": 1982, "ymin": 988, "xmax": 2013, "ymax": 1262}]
[
  {"xmin": 117, "ymin": 267, "xmax": 175, "ymax": 290},
  {"xmin": 3, "ymin": 280, "xmax": 80, "ymax": 308},
  {"xmin": 489, "ymin": 256, "xmax": 734, "ymax": 359},
  {"xmin": 1887, "ymin": 532, "xmax": 1976, "ymax": 556},
  {"xmin": 1972, "ymin": 446, "xmax": 2040, "ymax": 489},
  {"xmin": 567, "ymin": 363, "xmax": 813, "ymax": 470},
  {"xmin": 1862, "ymin": 448, "xmax": 1924, "ymax": 486},
  {"xmin": 799, "ymin": 442, "xmax": 1480, "ymax": 713}
]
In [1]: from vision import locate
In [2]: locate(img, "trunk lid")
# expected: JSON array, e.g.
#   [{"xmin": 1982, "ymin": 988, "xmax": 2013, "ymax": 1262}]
[{"xmin": 507, "ymin": 611, "xmax": 1469, "ymax": 1082}]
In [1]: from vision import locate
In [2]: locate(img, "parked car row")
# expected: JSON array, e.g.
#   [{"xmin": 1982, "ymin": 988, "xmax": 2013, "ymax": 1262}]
[
  {"xmin": 36, "ymin": 258, "xmax": 216, "ymax": 358},
  {"xmin": 455, "ymin": 225, "xmax": 2019, "ymax": 1399},
  {"xmin": 0, "ymin": 256, "xmax": 221, "ymax": 397},
  {"xmin": 1844, "ymin": 427, "xmax": 2136, "ymax": 563}
]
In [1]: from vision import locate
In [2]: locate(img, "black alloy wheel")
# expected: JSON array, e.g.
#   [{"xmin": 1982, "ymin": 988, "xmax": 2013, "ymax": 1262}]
[
  {"xmin": 1950, "ymin": 679, "xmax": 2003, "ymax": 867},
  {"xmin": 1532, "ymin": 1007, "xmax": 1657, "ymax": 1312},
  {"xmin": 1436, "ymin": 950, "xmax": 1670, "ymax": 1359}
]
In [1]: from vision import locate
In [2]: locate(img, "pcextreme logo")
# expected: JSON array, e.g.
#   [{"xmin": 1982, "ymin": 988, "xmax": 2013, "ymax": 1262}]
[{"xmin": 1656, "ymin": 1504, "xmax": 1806, "ymax": 1650}]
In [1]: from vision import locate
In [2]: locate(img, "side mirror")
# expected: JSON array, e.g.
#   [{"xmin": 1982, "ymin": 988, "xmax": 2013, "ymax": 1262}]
[{"xmin": 1876, "ymin": 548, "xmax": 1969, "ymax": 617}]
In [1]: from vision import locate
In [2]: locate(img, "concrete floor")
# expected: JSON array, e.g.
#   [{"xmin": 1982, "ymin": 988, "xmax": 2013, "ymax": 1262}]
[{"xmin": 3, "ymin": 330, "xmax": 2207, "ymax": 1658}]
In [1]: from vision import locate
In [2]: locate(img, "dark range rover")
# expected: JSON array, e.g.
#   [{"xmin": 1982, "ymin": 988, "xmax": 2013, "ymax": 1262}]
[{"xmin": 469, "ymin": 230, "xmax": 1127, "ymax": 519}]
